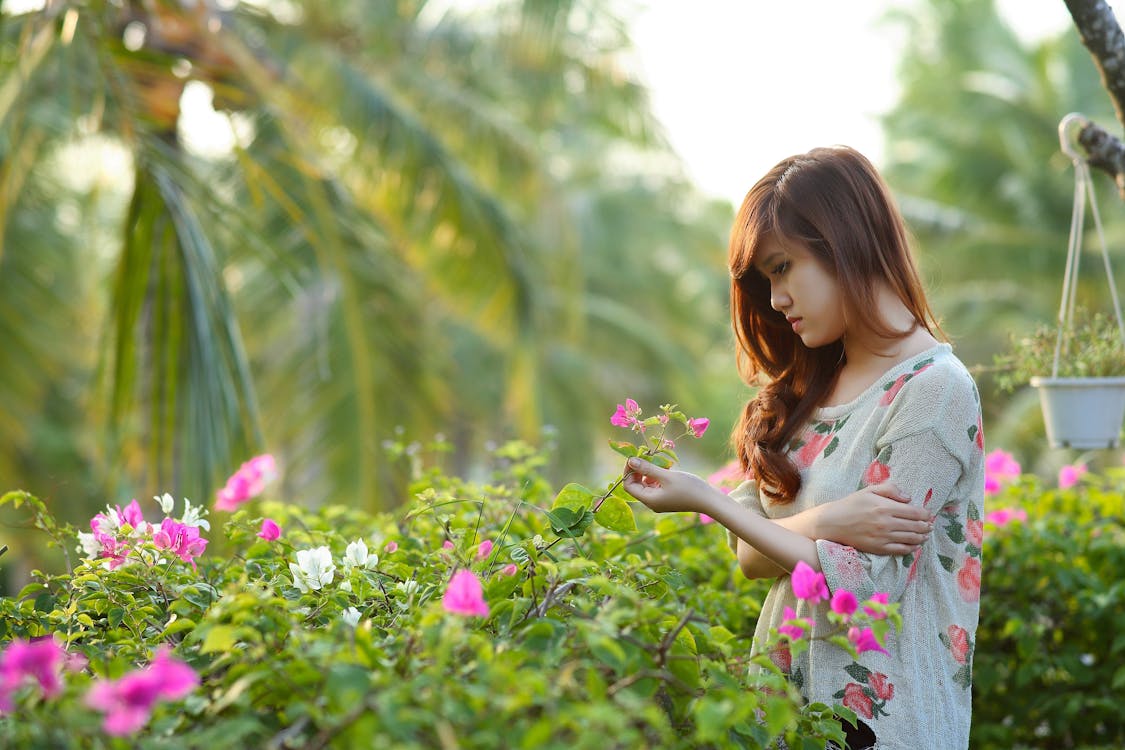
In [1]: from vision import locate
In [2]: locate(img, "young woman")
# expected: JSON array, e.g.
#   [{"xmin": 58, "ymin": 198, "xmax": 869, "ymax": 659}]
[{"xmin": 622, "ymin": 146, "xmax": 984, "ymax": 750}]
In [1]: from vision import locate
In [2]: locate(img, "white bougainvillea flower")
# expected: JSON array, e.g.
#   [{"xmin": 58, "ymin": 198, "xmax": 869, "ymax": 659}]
[
  {"xmin": 179, "ymin": 498, "xmax": 210, "ymax": 532},
  {"xmin": 342, "ymin": 539, "xmax": 377, "ymax": 571},
  {"xmin": 154, "ymin": 493, "xmax": 176, "ymax": 515},
  {"xmin": 289, "ymin": 546, "xmax": 335, "ymax": 593},
  {"xmin": 341, "ymin": 607, "xmax": 361, "ymax": 627}
]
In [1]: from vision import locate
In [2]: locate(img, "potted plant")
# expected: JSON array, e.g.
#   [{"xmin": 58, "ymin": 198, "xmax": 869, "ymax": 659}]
[{"xmin": 995, "ymin": 310, "xmax": 1125, "ymax": 449}]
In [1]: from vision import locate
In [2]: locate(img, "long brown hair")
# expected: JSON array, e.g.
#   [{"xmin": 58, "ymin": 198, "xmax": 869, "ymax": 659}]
[{"xmin": 729, "ymin": 146, "xmax": 941, "ymax": 503}]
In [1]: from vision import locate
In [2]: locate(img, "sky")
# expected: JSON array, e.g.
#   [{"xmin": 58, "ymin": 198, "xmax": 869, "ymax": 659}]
[{"xmin": 626, "ymin": 0, "xmax": 1077, "ymax": 207}]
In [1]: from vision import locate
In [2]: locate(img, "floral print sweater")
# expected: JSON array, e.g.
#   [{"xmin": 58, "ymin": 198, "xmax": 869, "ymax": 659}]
[{"xmin": 727, "ymin": 344, "xmax": 984, "ymax": 750}]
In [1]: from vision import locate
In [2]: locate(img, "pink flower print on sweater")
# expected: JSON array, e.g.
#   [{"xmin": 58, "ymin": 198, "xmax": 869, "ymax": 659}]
[
  {"xmin": 879, "ymin": 360, "xmax": 934, "ymax": 406},
  {"xmin": 957, "ymin": 556, "xmax": 981, "ymax": 602}
]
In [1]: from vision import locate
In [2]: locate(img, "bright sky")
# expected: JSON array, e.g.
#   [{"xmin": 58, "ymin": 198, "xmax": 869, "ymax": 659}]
[{"xmin": 627, "ymin": 0, "xmax": 1076, "ymax": 207}]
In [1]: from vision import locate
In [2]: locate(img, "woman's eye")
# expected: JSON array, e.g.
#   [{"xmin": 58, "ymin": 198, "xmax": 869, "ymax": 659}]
[{"xmin": 771, "ymin": 261, "xmax": 789, "ymax": 276}]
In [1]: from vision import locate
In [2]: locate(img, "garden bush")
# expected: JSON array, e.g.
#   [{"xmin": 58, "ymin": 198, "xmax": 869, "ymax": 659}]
[
  {"xmin": 0, "ymin": 407, "xmax": 895, "ymax": 750},
  {"xmin": 973, "ymin": 465, "xmax": 1125, "ymax": 749}
]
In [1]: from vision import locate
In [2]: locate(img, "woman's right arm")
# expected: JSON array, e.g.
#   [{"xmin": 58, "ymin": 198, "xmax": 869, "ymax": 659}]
[{"xmin": 736, "ymin": 481, "xmax": 933, "ymax": 579}]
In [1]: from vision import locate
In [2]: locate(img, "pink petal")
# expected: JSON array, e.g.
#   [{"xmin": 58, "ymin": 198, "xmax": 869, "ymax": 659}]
[
  {"xmin": 831, "ymin": 589, "xmax": 858, "ymax": 617},
  {"xmin": 441, "ymin": 570, "xmax": 489, "ymax": 617},
  {"xmin": 257, "ymin": 518, "xmax": 281, "ymax": 541},
  {"xmin": 790, "ymin": 560, "xmax": 829, "ymax": 603}
]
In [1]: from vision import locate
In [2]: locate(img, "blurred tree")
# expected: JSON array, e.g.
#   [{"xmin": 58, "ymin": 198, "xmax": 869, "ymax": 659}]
[
  {"xmin": 880, "ymin": 0, "xmax": 1125, "ymax": 462},
  {"xmin": 0, "ymin": 0, "xmax": 735, "ymax": 531}
]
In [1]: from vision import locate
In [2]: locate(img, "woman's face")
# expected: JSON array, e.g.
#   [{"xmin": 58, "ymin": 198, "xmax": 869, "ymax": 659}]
[{"xmin": 754, "ymin": 235, "xmax": 847, "ymax": 349}]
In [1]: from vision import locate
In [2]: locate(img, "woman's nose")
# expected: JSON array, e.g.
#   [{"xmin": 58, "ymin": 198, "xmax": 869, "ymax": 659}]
[{"xmin": 770, "ymin": 287, "xmax": 790, "ymax": 312}]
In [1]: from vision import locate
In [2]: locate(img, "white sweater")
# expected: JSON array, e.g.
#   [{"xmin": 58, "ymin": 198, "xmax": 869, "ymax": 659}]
[{"xmin": 727, "ymin": 344, "xmax": 984, "ymax": 750}]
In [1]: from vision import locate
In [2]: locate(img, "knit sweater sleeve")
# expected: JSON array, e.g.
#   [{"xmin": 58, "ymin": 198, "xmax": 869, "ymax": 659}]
[
  {"xmin": 815, "ymin": 363, "xmax": 983, "ymax": 603},
  {"xmin": 725, "ymin": 479, "xmax": 766, "ymax": 555}
]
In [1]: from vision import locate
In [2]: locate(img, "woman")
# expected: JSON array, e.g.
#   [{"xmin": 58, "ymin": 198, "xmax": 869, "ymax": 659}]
[{"xmin": 623, "ymin": 146, "xmax": 983, "ymax": 750}]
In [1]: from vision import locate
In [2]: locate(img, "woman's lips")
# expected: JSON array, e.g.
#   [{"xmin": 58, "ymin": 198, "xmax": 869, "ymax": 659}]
[{"xmin": 788, "ymin": 317, "xmax": 803, "ymax": 333}]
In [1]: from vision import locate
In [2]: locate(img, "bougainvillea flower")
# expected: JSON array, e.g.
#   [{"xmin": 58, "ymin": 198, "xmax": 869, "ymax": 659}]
[
  {"xmin": 1058, "ymin": 463, "xmax": 1087, "ymax": 490},
  {"xmin": 610, "ymin": 399, "xmax": 643, "ymax": 430},
  {"xmin": 848, "ymin": 626, "xmax": 890, "ymax": 655},
  {"xmin": 790, "ymin": 560, "xmax": 829, "ymax": 603},
  {"xmin": 215, "ymin": 454, "xmax": 278, "ymax": 511},
  {"xmin": 0, "ymin": 636, "xmax": 67, "ymax": 711},
  {"xmin": 862, "ymin": 592, "xmax": 890, "ymax": 619},
  {"xmin": 343, "ymin": 539, "xmax": 377, "ymax": 571},
  {"xmin": 984, "ymin": 508, "xmax": 1027, "ymax": 527},
  {"xmin": 85, "ymin": 647, "xmax": 198, "ymax": 736},
  {"xmin": 777, "ymin": 606, "xmax": 809, "ymax": 640},
  {"xmin": 830, "ymin": 590, "xmax": 858, "ymax": 619},
  {"xmin": 442, "ymin": 570, "xmax": 489, "ymax": 617},
  {"xmin": 687, "ymin": 417, "xmax": 710, "ymax": 438},
  {"xmin": 152, "ymin": 518, "xmax": 208, "ymax": 570},
  {"xmin": 442, "ymin": 540, "xmax": 455, "ymax": 551},
  {"xmin": 384, "ymin": 541, "xmax": 398, "ymax": 554},
  {"xmin": 257, "ymin": 519, "xmax": 281, "ymax": 541},
  {"xmin": 984, "ymin": 449, "xmax": 1021, "ymax": 496},
  {"xmin": 476, "ymin": 540, "xmax": 494, "ymax": 560},
  {"xmin": 501, "ymin": 563, "xmax": 519, "ymax": 576},
  {"xmin": 289, "ymin": 546, "xmax": 335, "ymax": 593},
  {"xmin": 698, "ymin": 513, "xmax": 714, "ymax": 525}
]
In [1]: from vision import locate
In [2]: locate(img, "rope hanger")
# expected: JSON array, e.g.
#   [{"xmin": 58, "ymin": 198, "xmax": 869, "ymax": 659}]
[{"xmin": 1052, "ymin": 113, "xmax": 1125, "ymax": 378}]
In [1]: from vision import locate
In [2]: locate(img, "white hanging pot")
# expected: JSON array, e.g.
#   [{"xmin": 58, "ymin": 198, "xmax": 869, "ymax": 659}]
[{"xmin": 1030, "ymin": 376, "xmax": 1125, "ymax": 449}]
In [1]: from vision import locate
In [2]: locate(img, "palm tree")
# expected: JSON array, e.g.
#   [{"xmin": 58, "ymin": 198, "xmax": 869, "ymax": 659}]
[{"xmin": 0, "ymin": 0, "xmax": 734, "ymax": 536}]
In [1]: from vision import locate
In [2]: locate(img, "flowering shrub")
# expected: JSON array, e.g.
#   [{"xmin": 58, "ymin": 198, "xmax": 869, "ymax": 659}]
[
  {"xmin": 972, "ymin": 462, "xmax": 1125, "ymax": 748},
  {"xmin": 0, "ymin": 412, "xmax": 901, "ymax": 748}
]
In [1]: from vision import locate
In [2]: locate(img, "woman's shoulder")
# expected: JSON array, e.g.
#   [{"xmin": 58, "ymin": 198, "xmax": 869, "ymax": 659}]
[{"xmin": 878, "ymin": 345, "xmax": 981, "ymax": 439}]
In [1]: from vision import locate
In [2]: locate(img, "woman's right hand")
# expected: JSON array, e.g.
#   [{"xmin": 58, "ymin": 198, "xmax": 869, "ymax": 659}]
[{"xmin": 820, "ymin": 482, "xmax": 933, "ymax": 556}]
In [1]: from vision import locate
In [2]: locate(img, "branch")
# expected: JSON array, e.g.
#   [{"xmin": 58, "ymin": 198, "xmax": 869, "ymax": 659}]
[{"xmin": 1065, "ymin": 0, "xmax": 1125, "ymax": 195}]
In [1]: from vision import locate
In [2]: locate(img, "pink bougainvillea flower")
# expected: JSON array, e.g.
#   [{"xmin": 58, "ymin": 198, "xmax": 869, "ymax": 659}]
[
  {"xmin": 610, "ymin": 398, "xmax": 643, "ymax": 429},
  {"xmin": 698, "ymin": 513, "xmax": 714, "ymax": 525},
  {"xmin": 687, "ymin": 417, "xmax": 710, "ymax": 438},
  {"xmin": 848, "ymin": 626, "xmax": 890, "ymax": 655},
  {"xmin": 442, "ymin": 540, "xmax": 455, "ymax": 551},
  {"xmin": 778, "ymin": 606, "xmax": 809, "ymax": 640},
  {"xmin": 500, "ymin": 563, "xmax": 519, "ymax": 576},
  {"xmin": 984, "ymin": 507, "xmax": 1028, "ymax": 527},
  {"xmin": 152, "ymin": 518, "xmax": 208, "ymax": 570},
  {"xmin": 85, "ymin": 647, "xmax": 198, "ymax": 736},
  {"xmin": 215, "ymin": 454, "xmax": 278, "ymax": 511},
  {"xmin": 707, "ymin": 460, "xmax": 748, "ymax": 493},
  {"xmin": 984, "ymin": 449, "xmax": 1021, "ymax": 496},
  {"xmin": 257, "ymin": 518, "xmax": 281, "ymax": 541},
  {"xmin": 384, "ymin": 541, "xmax": 398, "ymax": 554},
  {"xmin": 116, "ymin": 500, "xmax": 146, "ymax": 531},
  {"xmin": 476, "ymin": 540, "xmax": 494, "ymax": 560},
  {"xmin": 441, "ymin": 570, "xmax": 489, "ymax": 617},
  {"xmin": 830, "ymin": 589, "xmax": 858, "ymax": 619},
  {"xmin": 862, "ymin": 592, "xmax": 890, "ymax": 619},
  {"xmin": 1058, "ymin": 463, "xmax": 1087, "ymax": 490},
  {"xmin": 0, "ymin": 636, "xmax": 67, "ymax": 711},
  {"xmin": 790, "ymin": 560, "xmax": 829, "ymax": 603}
]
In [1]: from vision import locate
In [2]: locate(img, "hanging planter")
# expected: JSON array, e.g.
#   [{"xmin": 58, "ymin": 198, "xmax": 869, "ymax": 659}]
[
  {"xmin": 1030, "ymin": 376, "xmax": 1125, "ymax": 449},
  {"xmin": 999, "ymin": 114, "xmax": 1125, "ymax": 449}
]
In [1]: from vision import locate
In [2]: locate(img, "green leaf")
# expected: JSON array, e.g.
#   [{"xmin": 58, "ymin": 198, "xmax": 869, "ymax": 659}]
[
  {"xmin": 937, "ymin": 554, "xmax": 955, "ymax": 573},
  {"xmin": 162, "ymin": 618, "xmax": 198, "ymax": 638},
  {"xmin": 546, "ymin": 508, "xmax": 594, "ymax": 538},
  {"xmin": 822, "ymin": 436, "xmax": 840, "ymax": 458},
  {"xmin": 551, "ymin": 483, "xmax": 596, "ymax": 512},
  {"xmin": 200, "ymin": 624, "xmax": 239, "ymax": 654},
  {"xmin": 607, "ymin": 439, "xmax": 640, "ymax": 458},
  {"xmin": 594, "ymin": 494, "xmax": 637, "ymax": 533}
]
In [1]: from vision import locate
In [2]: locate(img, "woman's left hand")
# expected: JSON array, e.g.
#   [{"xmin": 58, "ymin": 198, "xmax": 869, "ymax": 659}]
[{"xmin": 621, "ymin": 457, "xmax": 714, "ymax": 515}]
